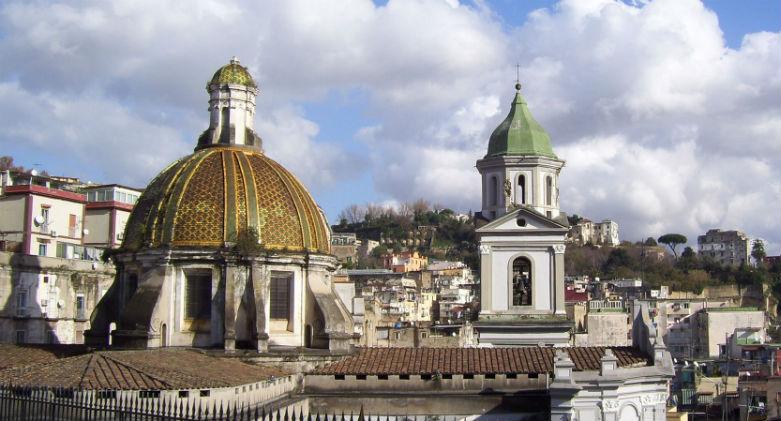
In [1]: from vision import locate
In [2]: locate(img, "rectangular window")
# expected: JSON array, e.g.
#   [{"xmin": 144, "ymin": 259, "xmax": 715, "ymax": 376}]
[
  {"xmin": 185, "ymin": 271, "xmax": 212, "ymax": 320},
  {"xmin": 41, "ymin": 207, "xmax": 49, "ymax": 222},
  {"xmin": 15, "ymin": 330, "xmax": 25, "ymax": 344},
  {"xmin": 270, "ymin": 273, "xmax": 292, "ymax": 320},
  {"xmin": 38, "ymin": 243, "xmax": 47, "ymax": 256},
  {"xmin": 16, "ymin": 289, "xmax": 27, "ymax": 315},
  {"xmin": 75, "ymin": 295, "xmax": 86, "ymax": 320}
]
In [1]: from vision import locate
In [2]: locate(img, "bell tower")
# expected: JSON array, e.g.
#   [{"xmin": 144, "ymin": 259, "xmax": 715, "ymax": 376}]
[
  {"xmin": 476, "ymin": 82, "xmax": 564, "ymax": 222},
  {"xmin": 474, "ymin": 81, "xmax": 572, "ymax": 347}
]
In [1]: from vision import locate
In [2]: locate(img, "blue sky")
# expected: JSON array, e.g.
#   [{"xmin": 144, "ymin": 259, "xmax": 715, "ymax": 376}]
[{"xmin": 0, "ymin": 0, "xmax": 779, "ymax": 252}]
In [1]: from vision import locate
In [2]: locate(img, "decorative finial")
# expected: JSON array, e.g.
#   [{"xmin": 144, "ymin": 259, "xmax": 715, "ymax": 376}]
[
  {"xmin": 230, "ymin": 56, "xmax": 240, "ymax": 65},
  {"xmin": 515, "ymin": 63, "xmax": 522, "ymax": 92}
]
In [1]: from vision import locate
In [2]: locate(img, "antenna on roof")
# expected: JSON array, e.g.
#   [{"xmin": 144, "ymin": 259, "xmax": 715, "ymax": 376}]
[{"xmin": 515, "ymin": 63, "xmax": 522, "ymax": 92}]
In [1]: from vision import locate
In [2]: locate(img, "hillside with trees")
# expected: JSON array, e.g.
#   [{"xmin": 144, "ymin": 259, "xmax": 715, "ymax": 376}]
[
  {"xmin": 333, "ymin": 201, "xmax": 780, "ymax": 301},
  {"xmin": 565, "ymin": 238, "xmax": 781, "ymax": 295},
  {"xmin": 332, "ymin": 200, "xmax": 478, "ymax": 269}
]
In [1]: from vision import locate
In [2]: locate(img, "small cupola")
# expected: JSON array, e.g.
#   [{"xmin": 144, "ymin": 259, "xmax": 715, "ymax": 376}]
[{"xmin": 196, "ymin": 57, "xmax": 263, "ymax": 151}]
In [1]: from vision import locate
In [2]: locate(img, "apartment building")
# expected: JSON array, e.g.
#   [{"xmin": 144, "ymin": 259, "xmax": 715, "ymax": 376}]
[
  {"xmin": 82, "ymin": 184, "xmax": 140, "ymax": 248},
  {"xmin": 697, "ymin": 229, "xmax": 751, "ymax": 267},
  {"xmin": 382, "ymin": 251, "xmax": 428, "ymax": 273},
  {"xmin": 567, "ymin": 218, "xmax": 620, "ymax": 246},
  {"xmin": 0, "ymin": 252, "xmax": 115, "ymax": 344},
  {"xmin": 0, "ymin": 174, "xmax": 140, "ymax": 345}
]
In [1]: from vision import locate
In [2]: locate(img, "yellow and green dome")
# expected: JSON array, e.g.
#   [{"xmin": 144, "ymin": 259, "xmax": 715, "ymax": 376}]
[
  {"xmin": 208, "ymin": 57, "xmax": 257, "ymax": 89},
  {"xmin": 122, "ymin": 147, "xmax": 330, "ymax": 253}
]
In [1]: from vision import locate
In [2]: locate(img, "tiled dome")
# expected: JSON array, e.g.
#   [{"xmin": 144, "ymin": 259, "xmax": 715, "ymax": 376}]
[
  {"xmin": 122, "ymin": 146, "xmax": 330, "ymax": 253},
  {"xmin": 208, "ymin": 57, "xmax": 257, "ymax": 89}
]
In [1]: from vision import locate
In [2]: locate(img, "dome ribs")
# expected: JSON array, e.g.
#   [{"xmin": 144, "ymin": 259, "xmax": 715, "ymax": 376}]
[
  {"xmin": 221, "ymin": 150, "xmax": 238, "ymax": 242},
  {"xmin": 171, "ymin": 150, "xmax": 225, "ymax": 246},
  {"xmin": 146, "ymin": 160, "xmax": 189, "ymax": 246},
  {"xmin": 236, "ymin": 151, "xmax": 260, "ymax": 233},
  {"xmin": 264, "ymin": 158, "xmax": 311, "ymax": 250},
  {"xmin": 247, "ymin": 155, "xmax": 304, "ymax": 249},
  {"xmin": 126, "ymin": 146, "xmax": 328, "ymax": 253},
  {"xmin": 160, "ymin": 150, "xmax": 213, "ymax": 246}
]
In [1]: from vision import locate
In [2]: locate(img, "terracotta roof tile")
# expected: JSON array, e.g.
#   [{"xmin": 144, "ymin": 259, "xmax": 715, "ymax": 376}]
[
  {"xmin": 314, "ymin": 347, "xmax": 649, "ymax": 376},
  {"xmin": 0, "ymin": 348, "xmax": 289, "ymax": 390},
  {"xmin": 0, "ymin": 344, "xmax": 89, "ymax": 370}
]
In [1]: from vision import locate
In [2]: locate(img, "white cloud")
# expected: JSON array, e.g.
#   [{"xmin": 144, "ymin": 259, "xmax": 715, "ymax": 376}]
[
  {"xmin": 255, "ymin": 105, "xmax": 365, "ymax": 190},
  {"xmin": 0, "ymin": 82, "xmax": 188, "ymax": 186},
  {"xmin": 0, "ymin": 0, "xmax": 778, "ymax": 253}
]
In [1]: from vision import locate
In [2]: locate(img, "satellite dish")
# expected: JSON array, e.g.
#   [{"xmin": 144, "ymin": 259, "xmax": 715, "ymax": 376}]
[
  {"xmin": 30, "ymin": 169, "xmax": 38, "ymax": 176},
  {"xmin": 82, "ymin": 228, "xmax": 90, "ymax": 236},
  {"xmin": 33, "ymin": 215, "xmax": 44, "ymax": 226}
]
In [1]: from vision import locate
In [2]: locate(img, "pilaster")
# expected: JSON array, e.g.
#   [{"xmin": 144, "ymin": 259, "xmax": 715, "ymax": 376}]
[
  {"xmin": 251, "ymin": 261, "xmax": 270, "ymax": 352},
  {"xmin": 479, "ymin": 243, "xmax": 492, "ymax": 312},
  {"xmin": 553, "ymin": 244, "xmax": 566, "ymax": 315}
]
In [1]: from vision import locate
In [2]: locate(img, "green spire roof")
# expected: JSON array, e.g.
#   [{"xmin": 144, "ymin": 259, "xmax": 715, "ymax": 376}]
[
  {"xmin": 208, "ymin": 57, "xmax": 257, "ymax": 89},
  {"xmin": 486, "ymin": 86, "xmax": 556, "ymax": 159}
]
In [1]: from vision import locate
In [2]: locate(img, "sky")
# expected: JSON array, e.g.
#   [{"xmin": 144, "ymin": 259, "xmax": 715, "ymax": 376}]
[{"xmin": 0, "ymin": 0, "xmax": 779, "ymax": 253}]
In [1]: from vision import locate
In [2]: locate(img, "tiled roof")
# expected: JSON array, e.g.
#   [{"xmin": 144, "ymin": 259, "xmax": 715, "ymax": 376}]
[
  {"xmin": 315, "ymin": 347, "xmax": 649, "ymax": 376},
  {"xmin": 0, "ymin": 344, "xmax": 89, "ymax": 371},
  {"xmin": 565, "ymin": 289, "xmax": 588, "ymax": 302},
  {"xmin": 0, "ymin": 348, "xmax": 289, "ymax": 390}
]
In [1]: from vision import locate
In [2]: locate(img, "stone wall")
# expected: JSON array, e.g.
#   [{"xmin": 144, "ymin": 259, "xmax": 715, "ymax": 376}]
[{"xmin": 0, "ymin": 251, "xmax": 115, "ymax": 344}]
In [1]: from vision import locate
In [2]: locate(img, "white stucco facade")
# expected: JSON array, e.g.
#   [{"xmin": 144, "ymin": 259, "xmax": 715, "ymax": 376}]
[{"xmin": 475, "ymin": 209, "xmax": 571, "ymax": 346}]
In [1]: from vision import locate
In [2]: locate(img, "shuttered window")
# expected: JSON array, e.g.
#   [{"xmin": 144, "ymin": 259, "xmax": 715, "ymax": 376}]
[
  {"xmin": 185, "ymin": 271, "xmax": 212, "ymax": 319},
  {"xmin": 270, "ymin": 273, "xmax": 292, "ymax": 320}
]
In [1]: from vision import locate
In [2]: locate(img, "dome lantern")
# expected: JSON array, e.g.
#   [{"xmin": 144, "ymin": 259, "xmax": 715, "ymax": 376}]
[
  {"xmin": 122, "ymin": 59, "xmax": 330, "ymax": 253},
  {"xmin": 197, "ymin": 57, "xmax": 263, "ymax": 151}
]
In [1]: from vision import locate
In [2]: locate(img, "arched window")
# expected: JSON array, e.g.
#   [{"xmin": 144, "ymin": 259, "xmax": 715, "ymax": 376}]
[
  {"xmin": 489, "ymin": 176, "xmax": 498, "ymax": 206},
  {"xmin": 546, "ymin": 176, "xmax": 553, "ymax": 206},
  {"xmin": 518, "ymin": 175, "xmax": 526, "ymax": 205},
  {"xmin": 511, "ymin": 257, "xmax": 532, "ymax": 306}
]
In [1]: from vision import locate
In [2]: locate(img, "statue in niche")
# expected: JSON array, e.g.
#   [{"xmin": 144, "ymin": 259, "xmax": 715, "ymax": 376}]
[{"xmin": 512, "ymin": 257, "xmax": 532, "ymax": 306}]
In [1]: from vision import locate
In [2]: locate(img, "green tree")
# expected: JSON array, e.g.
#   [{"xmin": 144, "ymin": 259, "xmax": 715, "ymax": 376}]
[
  {"xmin": 752, "ymin": 239, "xmax": 767, "ymax": 267},
  {"xmin": 603, "ymin": 248, "xmax": 633, "ymax": 276},
  {"xmin": 676, "ymin": 246, "xmax": 700, "ymax": 271},
  {"xmin": 658, "ymin": 233, "xmax": 687, "ymax": 259},
  {"xmin": 644, "ymin": 237, "xmax": 658, "ymax": 246}
]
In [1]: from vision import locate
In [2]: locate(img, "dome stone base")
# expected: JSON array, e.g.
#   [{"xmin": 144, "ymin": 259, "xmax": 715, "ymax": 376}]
[{"xmin": 86, "ymin": 249, "xmax": 354, "ymax": 354}]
